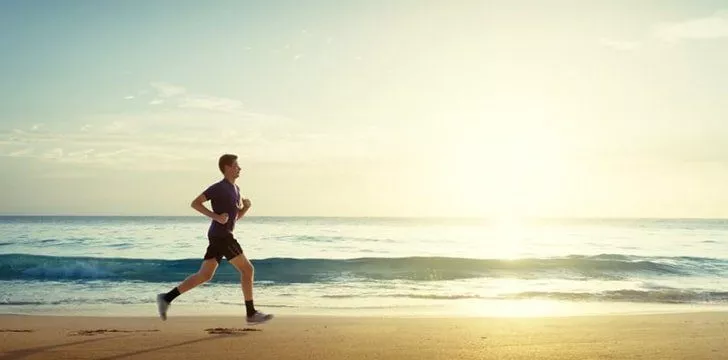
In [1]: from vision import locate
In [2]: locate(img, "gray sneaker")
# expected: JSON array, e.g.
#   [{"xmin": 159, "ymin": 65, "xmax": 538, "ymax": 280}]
[
  {"xmin": 156, "ymin": 293, "xmax": 170, "ymax": 321},
  {"xmin": 246, "ymin": 311, "xmax": 273, "ymax": 325}
]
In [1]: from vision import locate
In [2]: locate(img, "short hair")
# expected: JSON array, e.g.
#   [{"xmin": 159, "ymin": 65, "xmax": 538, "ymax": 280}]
[{"xmin": 218, "ymin": 154, "xmax": 238, "ymax": 173}]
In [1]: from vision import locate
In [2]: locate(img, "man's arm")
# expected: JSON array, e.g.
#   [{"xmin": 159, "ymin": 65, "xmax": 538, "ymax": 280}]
[
  {"xmin": 191, "ymin": 194, "xmax": 227, "ymax": 224},
  {"xmin": 237, "ymin": 198, "xmax": 251, "ymax": 220}
]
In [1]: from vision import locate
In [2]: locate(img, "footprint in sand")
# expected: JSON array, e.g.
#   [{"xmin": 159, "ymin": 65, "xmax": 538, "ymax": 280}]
[
  {"xmin": 68, "ymin": 329, "xmax": 160, "ymax": 336},
  {"xmin": 205, "ymin": 327, "xmax": 262, "ymax": 335}
]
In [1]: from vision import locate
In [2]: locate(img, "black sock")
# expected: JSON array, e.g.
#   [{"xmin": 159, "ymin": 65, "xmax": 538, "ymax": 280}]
[
  {"xmin": 163, "ymin": 287, "xmax": 181, "ymax": 303},
  {"xmin": 245, "ymin": 300, "xmax": 256, "ymax": 317}
]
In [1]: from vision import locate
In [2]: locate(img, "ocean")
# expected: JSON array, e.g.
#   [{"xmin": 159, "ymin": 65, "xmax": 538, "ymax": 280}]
[{"xmin": 1, "ymin": 216, "xmax": 728, "ymax": 318}]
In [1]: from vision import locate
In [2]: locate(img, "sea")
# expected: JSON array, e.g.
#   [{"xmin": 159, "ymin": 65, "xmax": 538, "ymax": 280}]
[{"xmin": 1, "ymin": 216, "xmax": 728, "ymax": 318}]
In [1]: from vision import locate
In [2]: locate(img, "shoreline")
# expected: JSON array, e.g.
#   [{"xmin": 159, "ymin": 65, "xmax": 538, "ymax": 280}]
[
  {"xmin": 3, "ymin": 300, "xmax": 727, "ymax": 319},
  {"xmin": 2, "ymin": 307, "xmax": 727, "ymax": 319},
  {"xmin": 2, "ymin": 312, "xmax": 727, "ymax": 359}
]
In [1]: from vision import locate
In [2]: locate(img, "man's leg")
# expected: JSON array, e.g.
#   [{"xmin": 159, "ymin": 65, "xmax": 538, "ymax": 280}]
[
  {"xmin": 229, "ymin": 253, "xmax": 273, "ymax": 324},
  {"xmin": 177, "ymin": 258, "xmax": 219, "ymax": 293},
  {"xmin": 156, "ymin": 258, "xmax": 218, "ymax": 320},
  {"xmin": 228, "ymin": 253, "xmax": 254, "ymax": 301}
]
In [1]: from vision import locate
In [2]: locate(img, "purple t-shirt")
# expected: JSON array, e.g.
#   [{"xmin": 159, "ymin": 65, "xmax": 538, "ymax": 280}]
[{"xmin": 203, "ymin": 179, "xmax": 241, "ymax": 238}]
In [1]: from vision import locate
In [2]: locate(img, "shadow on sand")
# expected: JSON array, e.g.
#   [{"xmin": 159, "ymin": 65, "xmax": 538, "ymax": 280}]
[{"xmin": 1, "ymin": 328, "xmax": 257, "ymax": 360}]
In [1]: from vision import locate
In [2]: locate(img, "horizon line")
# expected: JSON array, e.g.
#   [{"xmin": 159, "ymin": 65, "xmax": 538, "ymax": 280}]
[{"xmin": 1, "ymin": 214, "xmax": 728, "ymax": 221}]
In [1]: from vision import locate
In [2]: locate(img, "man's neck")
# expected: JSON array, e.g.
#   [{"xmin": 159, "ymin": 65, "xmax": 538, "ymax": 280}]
[{"xmin": 223, "ymin": 176, "xmax": 236, "ymax": 184}]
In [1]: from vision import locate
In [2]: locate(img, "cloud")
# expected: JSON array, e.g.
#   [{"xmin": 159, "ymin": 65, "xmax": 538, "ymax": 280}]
[
  {"xmin": 0, "ymin": 79, "xmax": 391, "ymax": 172},
  {"xmin": 654, "ymin": 11, "xmax": 728, "ymax": 42},
  {"xmin": 43, "ymin": 148, "xmax": 63, "ymax": 160},
  {"xmin": 103, "ymin": 121, "xmax": 127, "ymax": 133},
  {"xmin": 150, "ymin": 82, "xmax": 187, "ymax": 98},
  {"xmin": 8, "ymin": 148, "xmax": 33, "ymax": 157},
  {"xmin": 0, "ymin": 112, "xmax": 251, "ymax": 168},
  {"xmin": 177, "ymin": 96, "xmax": 243, "ymax": 114},
  {"xmin": 147, "ymin": 81, "xmax": 246, "ymax": 115},
  {"xmin": 0, "ymin": 108, "xmax": 392, "ymax": 172},
  {"xmin": 68, "ymin": 149, "xmax": 95, "ymax": 157},
  {"xmin": 599, "ymin": 38, "xmax": 641, "ymax": 51},
  {"xmin": 124, "ymin": 95, "xmax": 135, "ymax": 100},
  {"xmin": 1, "ymin": 83, "xmax": 267, "ymax": 170}
]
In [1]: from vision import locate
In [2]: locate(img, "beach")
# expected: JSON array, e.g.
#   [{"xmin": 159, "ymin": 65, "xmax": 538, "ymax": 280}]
[{"xmin": 1, "ymin": 312, "xmax": 727, "ymax": 359}]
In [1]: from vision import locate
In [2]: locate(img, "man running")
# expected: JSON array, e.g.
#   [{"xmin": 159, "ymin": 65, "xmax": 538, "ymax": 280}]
[{"xmin": 156, "ymin": 154, "xmax": 273, "ymax": 324}]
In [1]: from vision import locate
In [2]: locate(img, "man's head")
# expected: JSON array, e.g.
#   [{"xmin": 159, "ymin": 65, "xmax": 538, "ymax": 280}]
[{"xmin": 218, "ymin": 154, "xmax": 241, "ymax": 179}]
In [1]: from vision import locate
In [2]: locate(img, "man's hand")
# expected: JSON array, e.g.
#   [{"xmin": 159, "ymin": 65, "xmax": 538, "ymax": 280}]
[
  {"xmin": 242, "ymin": 198, "xmax": 252, "ymax": 209},
  {"xmin": 214, "ymin": 213, "xmax": 229, "ymax": 225}
]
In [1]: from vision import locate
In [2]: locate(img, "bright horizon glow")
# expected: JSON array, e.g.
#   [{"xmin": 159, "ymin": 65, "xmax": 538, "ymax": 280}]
[{"xmin": 1, "ymin": 1, "xmax": 728, "ymax": 218}]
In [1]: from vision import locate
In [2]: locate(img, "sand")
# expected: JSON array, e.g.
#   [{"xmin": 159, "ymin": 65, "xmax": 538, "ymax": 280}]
[{"xmin": 1, "ymin": 312, "xmax": 727, "ymax": 359}]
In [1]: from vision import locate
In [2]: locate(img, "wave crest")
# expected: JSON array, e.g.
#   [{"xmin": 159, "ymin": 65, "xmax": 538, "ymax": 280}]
[{"xmin": 1, "ymin": 253, "xmax": 724, "ymax": 283}]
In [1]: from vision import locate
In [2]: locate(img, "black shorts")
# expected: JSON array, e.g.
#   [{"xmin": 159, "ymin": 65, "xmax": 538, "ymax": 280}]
[{"xmin": 204, "ymin": 234, "xmax": 243, "ymax": 263}]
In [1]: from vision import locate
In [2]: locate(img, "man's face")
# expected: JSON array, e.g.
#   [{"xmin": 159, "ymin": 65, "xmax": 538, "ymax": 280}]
[{"xmin": 226, "ymin": 160, "xmax": 242, "ymax": 178}]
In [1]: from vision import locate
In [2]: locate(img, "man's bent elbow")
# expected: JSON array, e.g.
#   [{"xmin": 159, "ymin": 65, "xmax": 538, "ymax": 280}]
[{"xmin": 190, "ymin": 194, "xmax": 207, "ymax": 209}]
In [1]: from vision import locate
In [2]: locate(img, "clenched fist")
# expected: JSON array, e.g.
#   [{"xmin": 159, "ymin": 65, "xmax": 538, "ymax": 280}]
[{"xmin": 214, "ymin": 213, "xmax": 229, "ymax": 224}]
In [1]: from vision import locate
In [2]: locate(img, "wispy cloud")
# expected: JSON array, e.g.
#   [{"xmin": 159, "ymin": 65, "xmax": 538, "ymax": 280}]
[
  {"xmin": 599, "ymin": 38, "xmax": 641, "ymax": 51},
  {"xmin": 599, "ymin": 11, "xmax": 728, "ymax": 49},
  {"xmin": 0, "ymin": 109, "xmax": 391, "ymax": 171},
  {"xmin": 150, "ymin": 82, "xmax": 187, "ymax": 98},
  {"xmin": 8, "ymin": 148, "xmax": 33, "ymax": 157},
  {"xmin": 67, "ymin": 149, "xmax": 95, "ymax": 158},
  {"xmin": 178, "ymin": 95, "xmax": 244, "ymax": 114},
  {"xmin": 653, "ymin": 11, "xmax": 728, "ymax": 42},
  {"xmin": 147, "ymin": 81, "xmax": 246, "ymax": 115},
  {"xmin": 1, "ymin": 81, "xmax": 391, "ymax": 172},
  {"xmin": 43, "ymin": 148, "xmax": 63, "ymax": 160}
]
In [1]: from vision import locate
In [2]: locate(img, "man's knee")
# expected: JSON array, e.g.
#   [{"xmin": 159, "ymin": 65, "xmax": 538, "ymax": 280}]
[
  {"xmin": 241, "ymin": 261, "xmax": 254, "ymax": 276},
  {"xmin": 232, "ymin": 256, "xmax": 254, "ymax": 275},
  {"xmin": 246, "ymin": 263, "xmax": 255, "ymax": 277},
  {"xmin": 197, "ymin": 258, "xmax": 219, "ymax": 282}
]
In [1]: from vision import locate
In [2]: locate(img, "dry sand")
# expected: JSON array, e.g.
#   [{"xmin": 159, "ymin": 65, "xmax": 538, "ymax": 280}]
[{"xmin": 1, "ymin": 312, "xmax": 727, "ymax": 359}]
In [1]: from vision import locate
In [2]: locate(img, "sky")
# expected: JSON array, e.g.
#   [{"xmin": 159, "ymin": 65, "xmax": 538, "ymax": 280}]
[{"xmin": 1, "ymin": 0, "xmax": 727, "ymax": 218}]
